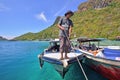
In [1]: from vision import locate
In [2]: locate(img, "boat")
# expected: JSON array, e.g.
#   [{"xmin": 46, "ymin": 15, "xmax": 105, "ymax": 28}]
[
  {"xmin": 38, "ymin": 38, "xmax": 120, "ymax": 79},
  {"xmin": 38, "ymin": 39, "xmax": 84, "ymax": 78},
  {"xmin": 77, "ymin": 38, "xmax": 120, "ymax": 80}
]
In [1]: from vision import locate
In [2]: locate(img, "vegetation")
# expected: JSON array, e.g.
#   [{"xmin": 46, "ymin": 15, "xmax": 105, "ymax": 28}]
[
  {"xmin": 78, "ymin": 0, "xmax": 113, "ymax": 11},
  {"xmin": 14, "ymin": 0, "xmax": 120, "ymax": 40}
]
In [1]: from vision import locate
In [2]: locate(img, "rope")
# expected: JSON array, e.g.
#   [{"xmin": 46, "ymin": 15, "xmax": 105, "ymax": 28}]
[
  {"xmin": 74, "ymin": 53, "xmax": 88, "ymax": 80},
  {"xmin": 63, "ymin": 30, "xmax": 88, "ymax": 80}
]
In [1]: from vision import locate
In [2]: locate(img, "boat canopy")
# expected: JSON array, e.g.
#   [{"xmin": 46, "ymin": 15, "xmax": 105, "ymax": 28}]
[
  {"xmin": 49, "ymin": 39, "xmax": 60, "ymax": 43},
  {"xmin": 77, "ymin": 38, "xmax": 102, "ymax": 42}
]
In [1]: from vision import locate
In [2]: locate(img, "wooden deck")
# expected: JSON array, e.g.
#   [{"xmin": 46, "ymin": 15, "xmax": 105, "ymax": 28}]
[{"xmin": 44, "ymin": 52, "xmax": 81, "ymax": 60}]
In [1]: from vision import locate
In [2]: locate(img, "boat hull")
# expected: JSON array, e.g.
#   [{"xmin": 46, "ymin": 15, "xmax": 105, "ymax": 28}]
[
  {"xmin": 38, "ymin": 54, "xmax": 84, "ymax": 78},
  {"xmin": 38, "ymin": 54, "xmax": 108, "ymax": 80},
  {"xmin": 51, "ymin": 63, "xmax": 71, "ymax": 78},
  {"xmin": 83, "ymin": 54, "xmax": 120, "ymax": 80}
]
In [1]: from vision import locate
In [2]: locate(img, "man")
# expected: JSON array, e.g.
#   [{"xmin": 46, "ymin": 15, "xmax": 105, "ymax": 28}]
[{"xmin": 57, "ymin": 10, "xmax": 74, "ymax": 60}]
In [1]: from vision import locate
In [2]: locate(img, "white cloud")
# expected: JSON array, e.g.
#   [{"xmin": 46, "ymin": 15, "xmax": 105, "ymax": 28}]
[
  {"xmin": 35, "ymin": 12, "xmax": 48, "ymax": 22},
  {"xmin": 0, "ymin": 3, "xmax": 10, "ymax": 12}
]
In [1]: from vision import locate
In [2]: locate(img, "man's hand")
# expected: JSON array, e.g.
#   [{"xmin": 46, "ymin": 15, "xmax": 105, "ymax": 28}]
[
  {"xmin": 60, "ymin": 26, "xmax": 65, "ymax": 30},
  {"xmin": 57, "ymin": 24, "xmax": 64, "ymax": 30}
]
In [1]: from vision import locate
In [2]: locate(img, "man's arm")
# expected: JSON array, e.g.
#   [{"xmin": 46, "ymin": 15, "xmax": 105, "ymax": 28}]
[
  {"xmin": 57, "ymin": 24, "xmax": 64, "ymax": 30},
  {"xmin": 69, "ymin": 20, "xmax": 73, "ymax": 37},
  {"xmin": 69, "ymin": 26, "xmax": 72, "ymax": 37},
  {"xmin": 57, "ymin": 17, "xmax": 64, "ymax": 30}
]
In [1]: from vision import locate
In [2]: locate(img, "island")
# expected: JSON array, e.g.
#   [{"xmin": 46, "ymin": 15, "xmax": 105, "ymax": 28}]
[{"xmin": 14, "ymin": 0, "xmax": 120, "ymax": 41}]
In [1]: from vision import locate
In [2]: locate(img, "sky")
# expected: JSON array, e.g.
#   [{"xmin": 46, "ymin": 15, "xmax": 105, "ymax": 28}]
[{"xmin": 0, "ymin": 0, "xmax": 86, "ymax": 39}]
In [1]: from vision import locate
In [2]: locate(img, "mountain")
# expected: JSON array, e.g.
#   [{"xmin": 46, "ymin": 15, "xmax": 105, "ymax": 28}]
[
  {"xmin": 0, "ymin": 36, "xmax": 7, "ymax": 41},
  {"xmin": 14, "ymin": 0, "xmax": 120, "ymax": 40},
  {"xmin": 53, "ymin": 16, "xmax": 61, "ymax": 25}
]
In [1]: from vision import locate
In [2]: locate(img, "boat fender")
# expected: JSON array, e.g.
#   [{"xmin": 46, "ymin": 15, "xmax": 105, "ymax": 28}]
[
  {"xmin": 38, "ymin": 55, "xmax": 44, "ymax": 69},
  {"xmin": 62, "ymin": 59, "xmax": 68, "ymax": 68}
]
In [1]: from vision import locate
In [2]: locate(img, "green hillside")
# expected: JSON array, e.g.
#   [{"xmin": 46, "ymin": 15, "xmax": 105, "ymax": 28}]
[{"xmin": 14, "ymin": 0, "xmax": 120, "ymax": 40}]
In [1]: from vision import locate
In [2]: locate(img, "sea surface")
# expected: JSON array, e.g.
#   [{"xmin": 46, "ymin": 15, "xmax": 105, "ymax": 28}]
[{"xmin": 0, "ymin": 41, "xmax": 119, "ymax": 80}]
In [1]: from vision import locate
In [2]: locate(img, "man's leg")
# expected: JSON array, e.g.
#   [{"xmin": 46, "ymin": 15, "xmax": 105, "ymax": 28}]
[
  {"xmin": 60, "ymin": 53, "xmax": 64, "ymax": 60},
  {"xmin": 60, "ymin": 36, "xmax": 64, "ymax": 60},
  {"xmin": 65, "ymin": 37, "xmax": 69, "ymax": 59},
  {"xmin": 65, "ymin": 52, "xmax": 69, "ymax": 59}
]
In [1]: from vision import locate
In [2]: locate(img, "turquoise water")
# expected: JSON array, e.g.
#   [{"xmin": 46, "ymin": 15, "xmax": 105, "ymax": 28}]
[
  {"xmin": 0, "ymin": 41, "xmax": 49, "ymax": 80},
  {"xmin": 0, "ymin": 41, "xmax": 109, "ymax": 80}
]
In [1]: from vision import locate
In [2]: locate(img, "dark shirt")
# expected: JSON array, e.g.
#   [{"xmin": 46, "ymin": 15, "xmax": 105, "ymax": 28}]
[{"xmin": 58, "ymin": 16, "xmax": 73, "ymax": 37}]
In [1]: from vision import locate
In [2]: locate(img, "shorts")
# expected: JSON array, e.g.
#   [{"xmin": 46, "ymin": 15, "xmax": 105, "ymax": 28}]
[{"xmin": 59, "ymin": 36, "xmax": 70, "ymax": 53}]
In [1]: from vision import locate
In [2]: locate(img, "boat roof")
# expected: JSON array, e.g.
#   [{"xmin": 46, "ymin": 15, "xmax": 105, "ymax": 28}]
[
  {"xmin": 77, "ymin": 38, "xmax": 102, "ymax": 42},
  {"xmin": 50, "ymin": 38, "xmax": 102, "ymax": 43},
  {"xmin": 50, "ymin": 39, "xmax": 60, "ymax": 43}
]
